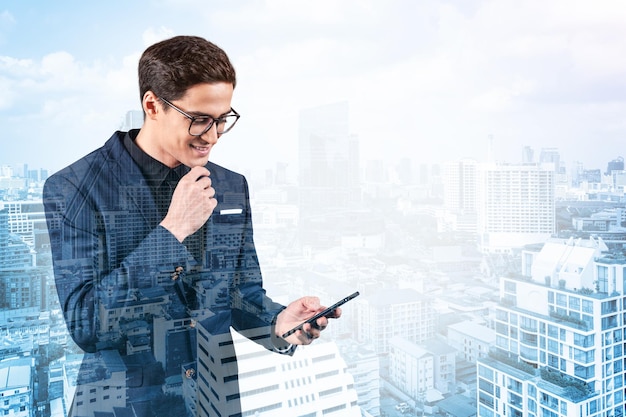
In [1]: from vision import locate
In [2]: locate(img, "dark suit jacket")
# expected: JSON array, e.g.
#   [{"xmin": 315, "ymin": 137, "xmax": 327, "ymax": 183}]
[{"xmin": 44, "ymin": 131, "xmax": 287, "ymax": 416}]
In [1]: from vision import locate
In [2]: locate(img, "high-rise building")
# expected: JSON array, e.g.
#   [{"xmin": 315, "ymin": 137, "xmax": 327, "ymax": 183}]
[
  {"xmin": 477, "ymin": 163, "xmax": 556, "ymax": 253},
  {"xmin": 522, "ymin": 146, "xmax": 535, "ymax": 164},
  {"xmin": 298, "ymin": 101, "xmax": 360, "ymax": 215},
  {"xmin": 606, "ymin": 157, "xmax": 624, "ymax": 175},
  {"xmin": 120, "ymin": 110, "xmax": 144, "ymax": 131},
  {"xmin": 297, "ymin": 102, "xmax": 361, "ymax": 248},
  {"xmin": 442, "ymin": 159, "xmax": 478, "ymax": 213},
  {"xmin": 478, "ymin": 237, "xmax": 622, "ymax": 417},
  {"xmin": 539, "ymin": 147, "xmax": 561, "ymax": 171},
  {"xmin": 0, "ymin": 209, "xmax": 33, "ymax": 269},
  {"xmin": 442, "ymin": 159, "xmax": 479, "ymax": 233}
]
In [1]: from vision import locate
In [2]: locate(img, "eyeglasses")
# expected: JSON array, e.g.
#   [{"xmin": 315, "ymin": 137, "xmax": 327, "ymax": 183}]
[{"xmin": 159, "ymin": 97, "xmax": 240, "ymax": 136}]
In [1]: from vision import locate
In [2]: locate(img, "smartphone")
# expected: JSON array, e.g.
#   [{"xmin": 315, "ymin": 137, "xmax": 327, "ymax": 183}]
[{"xmin": 281, "ymin": 291, "xmax": 360, "ymax": 338}]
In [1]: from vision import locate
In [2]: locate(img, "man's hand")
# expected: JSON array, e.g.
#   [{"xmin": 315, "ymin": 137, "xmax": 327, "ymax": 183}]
[
  {"xmin": 275, "ymin": 296, "xmax": 342, "ymax": 345},
  {"xmin": 160, "ymin": 166, "xmax": 217, "ymax": 242}
]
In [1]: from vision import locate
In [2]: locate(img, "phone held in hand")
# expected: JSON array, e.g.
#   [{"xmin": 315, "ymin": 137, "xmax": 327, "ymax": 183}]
[{"xmin": 281, "ymin": 291, "xmax": 360, "ymax": 338}]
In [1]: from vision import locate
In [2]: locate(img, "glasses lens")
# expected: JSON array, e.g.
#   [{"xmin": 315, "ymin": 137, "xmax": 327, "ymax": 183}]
[
  {"xmin": 215, "ymin": 115, "xmax": 239, "ymax": 134},
  {"xmin": 189, "ymin": 117, "xmax": 213, "ymax": 136}
]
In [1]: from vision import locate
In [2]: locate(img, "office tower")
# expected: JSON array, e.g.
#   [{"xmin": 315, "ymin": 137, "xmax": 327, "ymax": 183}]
[
  {"xmin": 478, "ymin": 237, "xmax": 622, "ymax": 417},
  {"xmin": 606, "ymin": 157, "xmax": 625, "ymax": 175},
  {"xmin": 395, "ymin": 158, "xmax": 412, "ymax": 185},
  {"xmin": 540, "ymin": 147, "xmax": 561, "ymax": 170},
  {"xmin": 298, "ymin": 101, "xmax": 360, "ymax": 215},
  {"xmin": 419, "ymin": 164, "xmax": 430, "ymax": 185},
  {"xmin": 441, "ymin": 159, "xmax": 479, "ymax": 233},
  {"xmin": 477, "ymin": 163, "xmax": 555, "ymax": 253},
  {"xmin": 522, "ymin": 146, "xmax": 535, "ymax": 164},
  {"xmin": 120, "ymin": 110, "xmax": 144, "ymax": 131},
  {"xmin": 442, "ymin": 159, "xmax": 478, "ymax": 213},
  {"xmin": 571, "ymin": 161, "xmax": 585, "ymax": 187}
]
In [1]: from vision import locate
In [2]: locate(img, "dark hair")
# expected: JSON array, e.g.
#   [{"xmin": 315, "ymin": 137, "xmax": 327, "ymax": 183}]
[{"xmin": 138, "ymin": 35, "xmax": 236, "ymax": 102}]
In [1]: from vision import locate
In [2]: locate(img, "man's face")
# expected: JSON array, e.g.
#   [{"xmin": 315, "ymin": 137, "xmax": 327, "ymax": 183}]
[{"xmin": 152, "ymin": 82, "xmax": 234, "ymax": 168}]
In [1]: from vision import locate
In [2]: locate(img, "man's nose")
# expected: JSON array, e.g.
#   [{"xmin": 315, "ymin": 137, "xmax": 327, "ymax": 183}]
[{"xmin": 202, "ymin": 123, "xmax": 219, "ymax": 144}]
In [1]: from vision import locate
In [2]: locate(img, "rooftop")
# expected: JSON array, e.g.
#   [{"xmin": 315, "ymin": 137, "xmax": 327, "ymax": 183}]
[{"xmin": 0, "ymin": 357, "xmax": 32, "ymax": 390}]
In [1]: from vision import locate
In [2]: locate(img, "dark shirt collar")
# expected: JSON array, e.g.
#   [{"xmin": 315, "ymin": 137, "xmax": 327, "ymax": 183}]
[{"xmin": 124, "ymin": 129, "xmax": 190, "ymax": 187}]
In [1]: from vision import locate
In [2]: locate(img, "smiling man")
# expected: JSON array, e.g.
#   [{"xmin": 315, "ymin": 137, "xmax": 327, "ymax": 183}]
[{"xmin": 43, "ymin": 36, "xmax": 339, "ymax": 417}]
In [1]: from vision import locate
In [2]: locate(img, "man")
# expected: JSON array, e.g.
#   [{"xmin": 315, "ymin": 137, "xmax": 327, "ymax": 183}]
[{"xmin": 43, "ymin": 35, "xmax": 338, "ymax": 417}]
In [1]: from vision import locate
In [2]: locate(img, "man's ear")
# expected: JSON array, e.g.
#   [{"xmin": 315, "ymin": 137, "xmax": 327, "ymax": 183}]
[{"xmin": 142, "ymin": 91, "xmax": 160, "ymax": 120}]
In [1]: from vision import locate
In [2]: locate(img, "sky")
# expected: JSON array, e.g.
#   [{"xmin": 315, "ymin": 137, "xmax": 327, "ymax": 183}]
[{"xmin": 2, "ymin": 0, "xmax": 626, "ymax": 176}]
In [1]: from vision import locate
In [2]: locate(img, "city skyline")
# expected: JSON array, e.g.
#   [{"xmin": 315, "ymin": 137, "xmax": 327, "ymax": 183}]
[
  {"xmin": 4, "ymin": 140, "xmax": 626, "ymax": 415},
  {"xmin": 4, "ymin": 2, "xmax": 626, "ymax": 416}
]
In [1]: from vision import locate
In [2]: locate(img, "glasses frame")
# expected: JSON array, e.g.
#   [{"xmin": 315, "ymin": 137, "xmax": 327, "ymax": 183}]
[{"xmin": 158, "ymin": 97, "xmax": 240, "ymax": 137}]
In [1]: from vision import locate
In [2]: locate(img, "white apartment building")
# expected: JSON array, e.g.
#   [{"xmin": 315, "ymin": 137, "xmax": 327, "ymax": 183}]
[
  {"xmin": 477, "ymin": 163, "xmax": 555, "ymax": 253},
  {"xmin": 356, "ymin": 288, "xmax": 435, "ymax": 354},
  {"xmin": 478, "ymin": 237, "xmax": 626, "ymax": 417},
  {"xmin": 389, "ymin": 336, "xmax": 434, "ymax": 398},
  {"xmin": 194, "ymin": 323, "xmax": 360, "ymax": 417},
  {"xmin": 389, "ymin": 337, "xmax": 457, "ymax": 400},
  {"xmin": 62, "ymin": 352, "xmax": 127, "ymax": 417},
  {"xmin": 0, "ymin": 201, "xmax": 46, "ymax": 247},
  {"xmin": 0, "ymin": 357, "xmax": 33, "ymax": 417},
  {"xmin": 98, "ymin": 287, "xmax": 169, "ymax": 336},
  {"xmin": 442, "ymin": 159, "xmax": 479, "ymax": 213},
  {"xmin": 338, "ymin": 339, "xmax": 380, "ymax": 417},
  {"xmin": 448, "ymin": 320, "xmax": 496, "ymax": 363}
]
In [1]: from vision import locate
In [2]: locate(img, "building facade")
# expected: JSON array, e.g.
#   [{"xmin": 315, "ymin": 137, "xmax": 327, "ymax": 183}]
[
  {"xmin": 478, "ymin": 237, "xmax": 626, "ymax": 417},
  {"xmin": 477, "ymin": 163, "xmax": 556, "ymax": 253}
]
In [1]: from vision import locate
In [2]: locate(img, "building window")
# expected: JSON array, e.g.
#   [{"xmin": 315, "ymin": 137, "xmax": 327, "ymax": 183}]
[
  {"xmin": 504, "ymin": 281, "xmax": 517, "ymax": 293},
  {"xmin": 597, "ymin": 266, "xmax": 608, "ymax": 293}
]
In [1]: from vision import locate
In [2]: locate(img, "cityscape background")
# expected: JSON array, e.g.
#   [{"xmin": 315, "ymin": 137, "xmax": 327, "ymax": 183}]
[{"xmin": 3, "ymin": 1, "xmax": 626, "ymax": 417}]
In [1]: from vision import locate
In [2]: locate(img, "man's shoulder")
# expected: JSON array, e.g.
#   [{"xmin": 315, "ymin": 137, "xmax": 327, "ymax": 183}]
[
  {"xmin": 207, "ymin": 161, "xmax": 246, "ymax": 182},
  {"xmin": 48, "ymin": 131, "xmax": 128, "ymax": 180}
]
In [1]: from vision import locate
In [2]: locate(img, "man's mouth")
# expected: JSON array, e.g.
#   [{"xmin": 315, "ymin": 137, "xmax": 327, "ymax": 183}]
[{"xmin": 191, "ymin": 144, "xmax": 210, "ymax": 152}]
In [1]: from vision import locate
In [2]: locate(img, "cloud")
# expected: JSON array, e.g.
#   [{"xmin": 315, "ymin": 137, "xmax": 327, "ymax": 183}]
[
  {"xmin": 0, "ymin": 10, "xmax": 15, "ymax": 26},
  {"xmin": 142, "ymin": 26, "xmax": 176, "ymax": 47}
]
